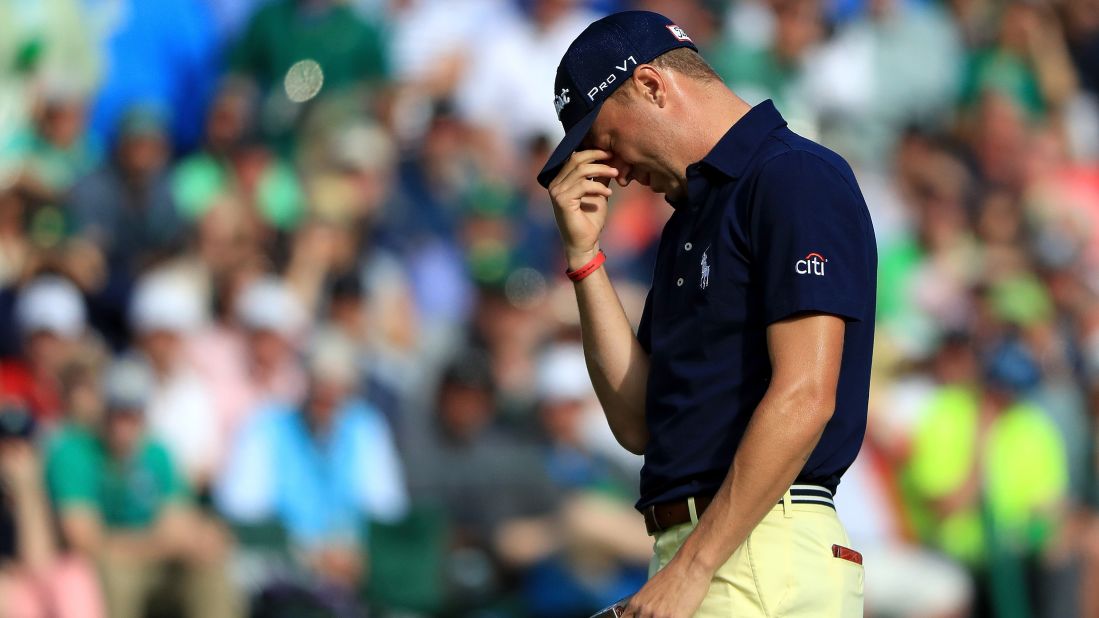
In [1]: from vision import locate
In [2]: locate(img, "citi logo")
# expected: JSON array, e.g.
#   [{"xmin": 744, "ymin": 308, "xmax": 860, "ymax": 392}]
[
  {"xmin": 796, "ymin": 252, "xmax": 827, "ymax": 276},
  {"xmin": 554, "ymin": 88, "xmax": 570, "ymax": 118}
]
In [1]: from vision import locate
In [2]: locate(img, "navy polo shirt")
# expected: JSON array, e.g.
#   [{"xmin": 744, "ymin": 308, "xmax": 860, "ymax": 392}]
[{"xmin": 635, "ymin": 100, "xmax": 877, "ymax": 510}]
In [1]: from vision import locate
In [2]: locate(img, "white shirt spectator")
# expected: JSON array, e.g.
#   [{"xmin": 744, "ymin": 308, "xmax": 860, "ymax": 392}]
[
  {"xmin": 145, "ymin": 368, "xmax": 222, "ymax": 484},
  {"xmin": 455, "ymin": 4, "xmax": 599, "ymax": 148}
]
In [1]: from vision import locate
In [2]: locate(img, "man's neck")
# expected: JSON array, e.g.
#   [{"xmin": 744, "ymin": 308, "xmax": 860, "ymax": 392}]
[{"xmin": 682, "ymin": 86, "xmax": 753, "ymax": 167}]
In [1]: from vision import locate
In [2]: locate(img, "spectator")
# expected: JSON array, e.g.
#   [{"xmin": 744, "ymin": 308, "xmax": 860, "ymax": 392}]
[
  {"xmin": 535, "ymin": 343, "xmax": 636, "ymax": 497},
  {"xmin": 10, "ymin": 79, "xmax": 101, "ymax": 206},
  {"xmin": 215, "ymin": 330, "xmax": 408, "ymax": 594},
  {"xmin": 172, "ymin": 79, "xmax": 306, "ymax": 234},
  {"xmin": 409, "ymin": 351, "xmax": 559, "ymax": 609},
  {"xmin": 517, "ymin": 343, "xmax": 650, "ymax": 617},
  {"xmin": 128, "ymin": 270, "xmax": 222, "ymax": 491},
  {"xmin": 319, "ymin": 272, "xmax": 405, "ymax": 433},
  {"xmin": 237, "ymin": 275, "xmax": 309, "ymax": 406},
  {"xmin": 708, "ymin": 0, "xmax": 823, "ymax": 133},
  {"xmin": 903, "ymin": 335, "xmax": 1070, "ymax": 616},
  {"xmin": 187, "ymin": 273, "xmax": 309, "ymax": 464},
  {"xmin": 0, "ymin": 400, "xmax": 105, "ymax": 618},
  {"xmin": 455, "ymin": 0, "xmax": 599, "ymax": 151},
  {"xmin": 0, "ymin": 276, "xmax": 87, "ymax": 424},
  {"xmin": 44, "ymin": 358, "xmax": 240, "ymax": 618},
  {"xmin": 961, "ymin": 2, "xmax": 1078, "ymax": 118},
  {"xmin": 172, "ymin": 79, "xmax": 255, "ymax": 213},
  {"xmin": 231, "ymin": 0, "xmax": 389, "ymax": 94},
  {"xmin": 67, "ymin": 103, "xmax": 186, "ymax": 276},
  {"xmin": 229, "ymin": 0, "xmax": 390, "ymax": 146},
  {"xmin": 803, "ymin": 0, "xmax": 964, "ymax": 165},
  {"xmin": 0, "ymin": 0, "xmax": 100, "ymax": 177}
]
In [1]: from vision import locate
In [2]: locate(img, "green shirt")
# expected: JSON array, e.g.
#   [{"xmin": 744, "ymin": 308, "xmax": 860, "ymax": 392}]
[
  {"xmin": 8, "ymin": 129, "xmax": 101, "ymax": 195},
  {"xmin": 961, "ymin": 49, "xmax": 1045, "ymax": 117},
  {"xmin": 709, "ymin": 42, "xmax": 798, "ymax": 111},
  {"xmin": 230, "ymin": 0, "xmax": 388, "ymax": 92},
  {"xmin": 45, "ymin": 424, "xmax": 188, "ymax": 529},
  {"xmin": 171, "ymin": 153, "xmax": 304, "ymax": 230},
  {"xmin": 904, "ymin": 386, "xmax": 1068, "ymax": 563}
]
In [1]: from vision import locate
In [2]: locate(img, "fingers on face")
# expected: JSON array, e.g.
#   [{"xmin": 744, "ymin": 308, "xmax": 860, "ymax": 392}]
[
  {"xmin": 578, "ymin": 194, "xmax": 608, "ymax": 212},
  {"xmin": 552, "ymin": 150, "xmax": 617, "ymax": 187},
  {"xmin": 583, "ymin": 179, "xmax": 613, "ymax": 196},
  {"xmin": 571, "ymin": 162, "xmax": 619, "ymax": 185},
  {"xmin": 570, "ymin": 149, "xmax": 611, "ymax": 164}
]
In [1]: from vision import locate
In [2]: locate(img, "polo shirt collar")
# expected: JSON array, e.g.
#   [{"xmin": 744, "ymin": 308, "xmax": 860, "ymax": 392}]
[
  {"xmin": 701, "ymin": 99, "xmax": 788, "ymax": 178},
  {"xmin": 675, "ymin": 99, "xmax": 787, "ymax": 209}
]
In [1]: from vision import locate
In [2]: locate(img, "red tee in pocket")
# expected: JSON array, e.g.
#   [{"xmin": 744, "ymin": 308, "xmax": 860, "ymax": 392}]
[{"xmin": 832, "ymin": 544, "xmax": 863, "ymax": 566}]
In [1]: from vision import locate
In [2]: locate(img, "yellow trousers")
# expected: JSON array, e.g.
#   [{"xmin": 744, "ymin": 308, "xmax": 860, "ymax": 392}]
[{"xmin": 648, "ymin": 493, "xmax": 864, "ymax": 617}]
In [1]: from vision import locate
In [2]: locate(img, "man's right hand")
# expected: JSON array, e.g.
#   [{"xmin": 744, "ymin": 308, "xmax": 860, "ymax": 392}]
[{"xmin": 547, "ymin": 150, "xmax": 619, "ymax": 270}]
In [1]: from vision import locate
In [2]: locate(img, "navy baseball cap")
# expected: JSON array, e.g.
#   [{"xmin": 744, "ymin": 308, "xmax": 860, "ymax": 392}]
[{"xmin": 537, "ymin": 11, "xmax": 698, "ymax": 188}]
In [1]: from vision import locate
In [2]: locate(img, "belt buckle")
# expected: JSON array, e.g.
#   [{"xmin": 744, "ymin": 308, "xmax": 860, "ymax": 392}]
[{"xmin": 646, "ymin": 504, "xmax": 661, "ymax": 533}]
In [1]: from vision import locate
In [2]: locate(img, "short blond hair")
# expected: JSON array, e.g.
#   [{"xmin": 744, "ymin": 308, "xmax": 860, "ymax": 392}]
[
  {"xmin": 610, "ymin": 48, "xmax": 721, "ymax": 102},
  {"xmin": 650, "ymin": 47, "xmax": 721, "ymax": 82}
]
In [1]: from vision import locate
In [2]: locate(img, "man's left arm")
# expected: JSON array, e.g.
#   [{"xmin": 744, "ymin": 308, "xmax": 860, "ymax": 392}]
[{"xmin": 623, "ymin": 313, "xmax": 844, "ymax": 617}]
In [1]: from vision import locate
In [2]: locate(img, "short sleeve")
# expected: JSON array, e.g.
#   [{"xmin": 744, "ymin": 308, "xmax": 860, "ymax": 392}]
[
  {"xmin": 637, "ymin": 287, "xmax": 653, "ymax": 354},
  {"xmin": 145, "ymin": 442, "xmax": 190, "ymax": 504},
  {"xmin": 351, "ymin": 407, "xmax": 409, "ymax": 524},
  {"xmin": 45, "ymin": 434, "xmax": 98, "ymax": 511},
  {"xmin": 213, "ymin": 411, "xmax": 277, "ymax": 523},
  {"xmin": 750, "ymin": 151, "xmax": 875, "ymax": 325}
]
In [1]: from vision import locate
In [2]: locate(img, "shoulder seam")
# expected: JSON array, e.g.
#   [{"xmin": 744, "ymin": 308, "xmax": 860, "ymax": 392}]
[{"xmin": 761, "ymin": 136, "xmax": 864, "ymax": 201}]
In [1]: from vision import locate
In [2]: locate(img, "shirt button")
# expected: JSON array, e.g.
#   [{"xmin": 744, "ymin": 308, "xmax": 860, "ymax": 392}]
[
  {"xmin": 684, "ymin": 242, "xmax": 693, "ymax": 251},
  {"xmin": 676, "ymin": 277, "xmax": 684, "ymax": 287}
]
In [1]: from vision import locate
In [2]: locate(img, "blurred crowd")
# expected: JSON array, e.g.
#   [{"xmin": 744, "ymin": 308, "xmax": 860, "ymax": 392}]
[{"xmin": 0, "ymin": 0, "xmax": 1097, "ymax": 616}]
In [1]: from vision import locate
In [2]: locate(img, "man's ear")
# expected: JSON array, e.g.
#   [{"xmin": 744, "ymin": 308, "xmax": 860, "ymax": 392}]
[{"xmin": 631, "ymin": 65, "xmax": 666, "ymax": 108}]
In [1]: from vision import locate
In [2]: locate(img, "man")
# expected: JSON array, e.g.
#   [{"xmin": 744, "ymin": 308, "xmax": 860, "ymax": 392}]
[
  {"xmin": 45, "ymin": 358, "xmax": 239, "ymax": 618},
  {"xmin": 0, "ymin": 398, "xmax": 105, "ymax": 618},
  {"xmin": 1, "ymin": 275, "xmax": 88, "ymax": 424},
  {"xmin": 538, "ymin": 11, "xmax": 877, "ymax": 617},
  {"xmin": 215, "ymin": 330, "xmax": 408, "ymax": 593},
  {"xmin": 128, "ymin": 270, "xmax": 220, "ymax": 492},
  {"xmin": 68, "ymin": 103, "xmax": 185, "ymax": 274}
]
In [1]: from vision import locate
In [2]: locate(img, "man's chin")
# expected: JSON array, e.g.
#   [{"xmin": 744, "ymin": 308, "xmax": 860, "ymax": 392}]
[{"xmin": 662, "ymin": 185, "xmax": 687, "ymax": 203}]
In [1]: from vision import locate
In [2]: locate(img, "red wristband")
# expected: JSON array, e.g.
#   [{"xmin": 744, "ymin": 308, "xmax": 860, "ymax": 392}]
[{"xmin": 566, "ymin": 250, "xmax": 606, "ymax": 282}]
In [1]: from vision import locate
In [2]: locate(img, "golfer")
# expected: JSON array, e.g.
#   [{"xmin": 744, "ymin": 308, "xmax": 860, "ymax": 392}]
[{"xmin": 538, "ymin": 11, "xmax": 877, "ymax": 618}]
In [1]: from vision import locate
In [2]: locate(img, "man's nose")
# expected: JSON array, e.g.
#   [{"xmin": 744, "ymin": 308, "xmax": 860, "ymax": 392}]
[{"xmin": 610, "ymin": 160, "xmax": 631, "ymax": 187}]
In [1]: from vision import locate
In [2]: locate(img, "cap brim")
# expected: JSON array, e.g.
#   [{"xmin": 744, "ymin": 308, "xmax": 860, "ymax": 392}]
[{"xmin": 537, "ymin": 101, "xmax": 604, "ymax": 189}]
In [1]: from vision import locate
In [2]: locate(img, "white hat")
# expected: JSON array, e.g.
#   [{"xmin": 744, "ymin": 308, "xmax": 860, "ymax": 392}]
[
  {"xmin": 330, "ymin": 122, "xmax": 395, "ymax": 172},
  {"xmin": 235, "ymin": 276, "xmax": 307, "ymax": 339},
  {"xmin": 307, "ymin": 327, "xmax": 359, "ymax": 386},
  {"xmin": 15, "ymin": 276, "xmax": 86, "ymax": 338},
  {"xmin": 102, "ymin": 357, "xmax": 155, "ymax": 412},
  {"xmin": 129, "ymin": 271, "xmax": 206, "ymax": 334},
  {"xmin": 536, "ymin": 343, "xmax": 594, "ymax": 404}
]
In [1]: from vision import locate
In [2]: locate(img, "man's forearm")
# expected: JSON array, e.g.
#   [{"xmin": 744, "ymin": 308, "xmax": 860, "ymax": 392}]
[
  {"xmin": 672, "ymin": 388, "xmax": 832, "ymax": 577},
  {"xmin": 11, "ymin": 484, "xmax": 58, "ymax": 570},
  {"xmin": 572, "ymin": 255, "xmax": 650, "ymax": 454},
  {"xmin": 65, "ymin": 505, "xmax": 192, "ymax": 563},
  {"xmin": 102, "ymin": 531, "xmax": 171, "ymax": 562}
]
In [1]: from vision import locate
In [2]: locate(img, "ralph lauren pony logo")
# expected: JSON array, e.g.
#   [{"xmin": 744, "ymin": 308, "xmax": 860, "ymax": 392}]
[{"xmin": 700, "ymin": 249, "xmax": 710, "ymax": 290}]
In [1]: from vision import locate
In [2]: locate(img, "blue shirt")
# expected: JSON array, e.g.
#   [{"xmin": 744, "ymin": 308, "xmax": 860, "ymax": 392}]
[
  {"xmin": 635, "ymin": 100, "xmax": 877, "ymax": 509},
  {"xmin": 215, "ymin": 399, "xmax": 409, "ymax": 547}
]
